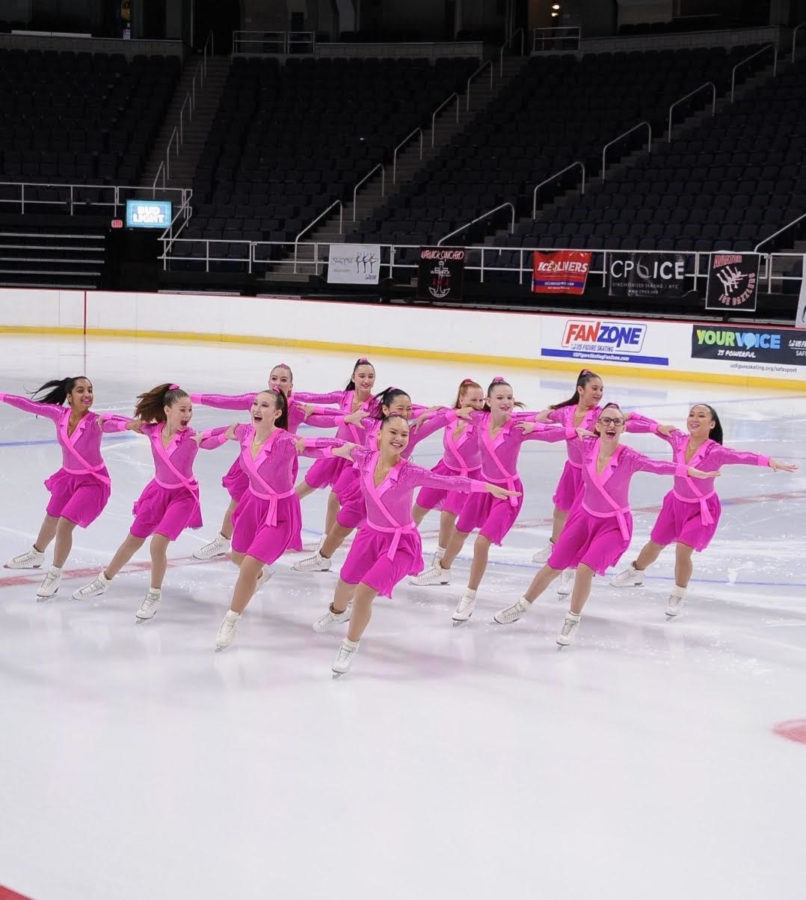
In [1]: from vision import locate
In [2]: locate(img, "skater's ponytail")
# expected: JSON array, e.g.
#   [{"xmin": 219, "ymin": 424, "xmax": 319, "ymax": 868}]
[
  {"xmin": 453, "ymin": 378, "xmax": 482, "ymax": 408},
  {"xmin": 31, "ymin": 376, "xmax": 88, "ymax": 406},
  {"xmin": 134, "ymin": 383, "xmax": 189, "ymax": 423},
  {"xmin": 696, "ymin": 404, "xmax": 723, "ymax": 444},
  {"xmin": 551, "ymin": 368, "xmax": 601, "ymax": 410},
  {"xmin": 345, "ymin": 357, "xmax": 375, "ymax": 391},
  {"xmin": 266, "ymin": 387, "xmax": 289, "ymax": 431},
  {"xmin": 373, "ymin": 387, "xmax": 410, "ymax": 420}
]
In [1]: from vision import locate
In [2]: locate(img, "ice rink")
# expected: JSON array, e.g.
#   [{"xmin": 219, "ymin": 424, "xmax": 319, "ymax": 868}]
[{"xmin": 0, "ymin": 333, "xmax": 804, "ymax": 900}]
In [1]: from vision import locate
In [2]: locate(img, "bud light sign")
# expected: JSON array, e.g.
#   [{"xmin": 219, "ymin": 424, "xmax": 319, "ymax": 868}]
[{"xmin": 542, "ymin": 318, "xmax": 669, "ymax": 366}]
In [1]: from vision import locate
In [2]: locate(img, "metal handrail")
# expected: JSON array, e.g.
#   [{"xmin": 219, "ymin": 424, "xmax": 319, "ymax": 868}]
[
  {"xmin": 667, "ymin": 81, "xmax": 715, "ymax": 142},
  {"xmin": 0, "ymin": 180, "xmax": 189, "ymax": 216},
  {"xmin": 438, "ymin": 202, "xmax": 515, "ymax": 246},
  {"xmin": 465, "ymin": 60, "xmax": 493, "ymax": 111},
  {"xmin": 731, "ymin": 43, "xmax": 776, "ymax": 102},
  {"xmin": 392, "ymin": 128, "xmax": 423, "ymax": 184},
  {"xmin": 499, "ymin": 28, "xmax": 525, "ymax": 76},
  {"xmin": 159, "ymin": 193, "xmax": 194, "ymax": 262},
  {"xmin": 431, "ymin": 92, "xmax": 460, "ymax": 147},
  {"xmin": 754, "ymin": 210, "xmax": 806, "ymax": 253},
  {"xmin": 352, "ymin": 164, "xmax": 385, "ymax": 222},
  {"xmin": 532, "ymin": 161, "xmax": 585, "ymax": 219},
  {"xmin": 532, "ymin": 26, "xmax": 580, "ymax": 53},
  {"xmin": 294, "ymin": 200, "xmax": 343, "ymax": 273},
  {"xmin": 602, "ymin": 121, "xmax": 651, "ymax": 181},
  {"xmin": 793, "ymin": 20, "xmax": 806, "ymax": 62}
]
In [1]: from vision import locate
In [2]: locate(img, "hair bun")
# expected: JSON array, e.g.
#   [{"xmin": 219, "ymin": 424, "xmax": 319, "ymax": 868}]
[
  {"xmin": 492, "ymin": 376, "xmax": 505, "ymax": 383},
  {"xmin": 168, "ymin": 383, "xmax": 179, "ymax": 391}
]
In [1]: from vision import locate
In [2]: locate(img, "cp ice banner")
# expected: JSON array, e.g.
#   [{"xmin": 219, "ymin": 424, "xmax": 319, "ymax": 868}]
[
  {"xmin": 532, "ymin": 250, "xmax": 591, "ymax": 294},
  {"xmin": 327, "ymin": 244, "xmax": 381, "ymax": 285},
  {"xmin": 705, "ymin": 253, "xmax": 760, "ymax": 312},
  {"xmin": 416, "ymin": 247, "xmax": 465, "ymax": 301},
  {"xmin": 607, "ymin": 252, "xmax": 686, "ymax": 298}
]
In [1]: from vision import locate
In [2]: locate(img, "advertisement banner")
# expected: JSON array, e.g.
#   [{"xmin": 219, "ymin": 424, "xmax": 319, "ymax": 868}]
[
  {"xmin": 540, "ymin": 317, "xmax": 670, "ymax": 366},
  {"xmin": 532, "ymin": 250, "xmax": 591, "ymax": 294},
  {"xmin": 416, "ymin": 246, "xmax": 465, "ymax": 301},
  {"xmin": 691, "ymin": 325, "xmax": 806, "ymax": 367},
  {"xmin": 607, "ymin": 251, "xmax": 686, "ymax": 298},
  {"xmin": 796, "ymin": 255, "xmax": 806, "ymax": 329},
  {"xmin": 327, "ymin": 244, "xmax": 381, "ymax": 285},
  {"xmin": 705, "ymin": 253, "xmax": 760, "ymax": 312}
]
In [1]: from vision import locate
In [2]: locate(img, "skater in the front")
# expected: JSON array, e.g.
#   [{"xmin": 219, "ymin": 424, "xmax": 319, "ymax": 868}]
[
  {"xmin": 312, "ymin": 415, "xmax": 516, "ymax": 676},
  {"xmin": 493, "ymin": 404, "xmax": 718, "ymax": 646}
]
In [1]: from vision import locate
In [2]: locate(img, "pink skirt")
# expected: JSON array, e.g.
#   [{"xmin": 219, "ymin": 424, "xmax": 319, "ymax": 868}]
[
  {"xmin": 456, "ymin": 479, "xmax": 523, "ymax": 545},
  {"xmin": 552, "ymin": 461, "xmax": 583, "ymax": 511},
  {"xmin": 304, "ymin": 455, "xmax": 346, "ymax": 490},
  {"xmin": 231, "ymin": 491, "xmax": 303, "ymax": 564},
  {"xmin": 222, "ymin": 457, "xmax": 249, "ymax": 501},
  {"xmin": 548, "ymin": 506, "xmax": 633, "ymax": 576},
  {"xmin": 340, "ymin": 526, "xmax": 423, "ymax": 599},
  {"xmin": 415, "ymin": 460, "xmax": 479, "ymax": 517},
  {"xmin": 45, "ymin": 468, "xmax": 111, "ymax": 528},
  {"xmin": 130, "ymin": 481, "xmax": 202, "ymax": 540},
  {"xmin": 650, "ymin": 491, "xmax": 721, "ymax": 552}
]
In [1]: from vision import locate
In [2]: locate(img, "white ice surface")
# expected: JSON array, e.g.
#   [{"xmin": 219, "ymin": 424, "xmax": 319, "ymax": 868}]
[{"xmin": 0, "ymin": 335, "xmax": 804, "ymax": 900}]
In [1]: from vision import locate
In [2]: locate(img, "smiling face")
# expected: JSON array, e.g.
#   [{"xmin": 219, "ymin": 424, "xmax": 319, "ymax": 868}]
[
  {"xmin": 165, "ymin": 395, "xmax": 193, "ymax": 431},
  {"xmin": 578, "ymin": 376, "xmax": 604, "ymax": 408},
  {"xmin": 379, "ymin": 415, "xmax": 410, "ymax": 456},
  {"xmin": 686, "ymin": 404, "xmax": 716, "ymax": 439},
  {"xmin": 353, "ymin": 364, "xmax": 376, "ymax": 396},
  {"xmin": 251, "ymin": 391, "xmax": 282, "ymax": 429},
  {"xmin": 595, "ymin": 406, "xmax": 626, "ymax": 441},
  {"xmin": 461, "ymin": 385, "xmax": 485, "ymax": 410},
  {"xmin": 67, "ymin": 378, "xmax": 94, "ymax": 413},
  {"xmin": 268, "ymin": 366, "xmax": 293, "ymax": 397},
  {"xmin": 487, "ymin": 384, "xmax": 514, "ymax": 416},
  {"xmin": 383, "ymin": 393, "xmax": 412, "ymax": 420}
]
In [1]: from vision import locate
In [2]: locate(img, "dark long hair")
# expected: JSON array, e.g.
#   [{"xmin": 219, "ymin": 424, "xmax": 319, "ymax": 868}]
[
  {"xmin": 483, "ymin": 377, "xmax": 524, "ymax": 410},
  {"xmin": 345, "ymin": 357, "xmax": 375, "ymax": 391},
  {"xmin": 372, "ymin": 387, "xmax": 410, "ymax": 420},
  {"xmin": 134, "ymin": 383, "xmax": 189, "ymax": 423},
  {"xmin": 31, "ymin": 376, "xmax": 89, "ymax": 406},
  {"xmin": 551, "ymin": 368, "xmax": 601, "ymax": 410},
  {"xmin": 695, "ymin": 403, "xmax": 723, "ymax": 444}
]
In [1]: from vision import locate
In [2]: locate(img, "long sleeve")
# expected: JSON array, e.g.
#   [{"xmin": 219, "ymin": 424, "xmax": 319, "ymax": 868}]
[
  {"xmin": 198, "ymin": 426, "xmax": 230, "ymax": 449},
  {"xmin": 0, "ymin": 393, "xmax": 62, "ymax": 422},
  {"xmin": 190, "ymin": 392, "xmax": 254, "ymax": 411},
  {"xmin": 292, "ymin": 390, "xmax": 346, "ymax": 404}
]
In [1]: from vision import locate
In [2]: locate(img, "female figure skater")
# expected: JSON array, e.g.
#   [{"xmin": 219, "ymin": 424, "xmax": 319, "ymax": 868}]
[
  {"xmin": 1, "ymin": 376, "xmax": 125, "ymax": 599},
  {"xmin": 492, "ymin": 404, "xmax": 718, "ymax": 645},
  {"xmin": 292, "ymin": 357, "xmax": 377, "ymax": 535},
  {"xmin": 213, "ymin": 388, "xmax": 340, "ymax": 650},
  {"xmin": 609, "ymin": 403, "xmax": 797, "ymax": 616},
  {"xmin": 72, "ymin": 384, "xmax": 224, "ymax": 619},
  {"xmin": 308, "ymin": 415, "xmax": 517, "ymax": 676},
  {"xmin": 409, "ymin": 377, "xmax": 568, "ymax": 623},
  {"xmin": 526, "ymin": 368, "xmax": 657, "ymax": 595},
  {"xmin": 190, "ymin": 363, "xmax": 327, "ymax": 560},
  {"xmin": 292, "ymin": 386, "xmax": 446, "ymax": 572},
  {"xmin": 410, "ymin": 378, "xmax": 485, "ymax": 573}
]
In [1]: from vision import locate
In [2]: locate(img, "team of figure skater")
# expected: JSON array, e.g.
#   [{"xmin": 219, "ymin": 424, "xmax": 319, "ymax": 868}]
[{"xmin": 1, "ymin": 360, "xmax": 797, "ymax": 676}]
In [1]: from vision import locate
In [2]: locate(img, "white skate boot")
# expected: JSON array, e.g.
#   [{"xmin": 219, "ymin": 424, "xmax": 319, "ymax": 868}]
[
  {"xmin": 610, "ymin": 563, "xmax": 644, "ymax": 587},
  {"xmin": 556, "ymin": 568, "xmax": 575, "ymax": 596},
  {"xmin": 452, "ymin": 589, "xmax": 477, "ymax": 624},
  {"xmin": 215, "ymin": 610, "xmax": 241, "ymax": 650},
  {"xmin": 665, "ymin": 586, "xmax": 686, "ymax": 618},
  {"xmin": 332, "ymin": 638, "xmax": 359, "ymax": 677},
  {"xmin": 135, "ymin": 588, "xmax": 161, "ymax": 620},
  {"xmin": 292, "ymin": 551, "xmax": 331, "ymax": 572},
  {"xmin": 193, "ymin": 533, "xmax": 231, "ymax": 560},
  {"xmin": 493, "ymin": 595, "xmax": 532, "ymax": 625},
  {"xmin": 532, "ymin": 540, "xmax": 554, "ymax": 564},
  {"xmin": 72, "ymin": 571, "xmax": 111, "ymax": 600},
  {"xmin": 410, "ymin": 562, "xmax": 450, "ymax": 586},
  {"xmin": 556, "ymin": 612, "xmax": 581, "ymax": 647},
  {"xmin": 312, "ymin": 603, "xmax": 352, "ymax": 633},
  {"xmin": 5, "ymin": 546, "xmax": 45, "ymax": 569},
  {"xmin": 35, "ymin": 566, "xmax": 62, "ymax": 600}
]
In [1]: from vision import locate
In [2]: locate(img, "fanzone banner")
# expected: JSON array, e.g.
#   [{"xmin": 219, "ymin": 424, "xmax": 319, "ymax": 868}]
[
  {"xmin": 416, "ymin": 246, "xmax": 465, "ymax": 301},
  {"xmin": 705, "ymin": 253, "xmax": 760, "ymax": 312},
  {"xmin": 607, "ymin": 252, "xmax": 686, "ymax": 298},
  {"xmin": 327, "ymin": 243, "xmax": 381, "ymax": 285},
  {"xmin": 532, "ymin": 250, "xmax": 591, "ymax": 295},
  {"xmin": 540, "ymin": 317, "xmax": 670, "ymax": 366},
  {"xmin": 691, "ymin": 324, "xmax": 806, "ymax": 367}
]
